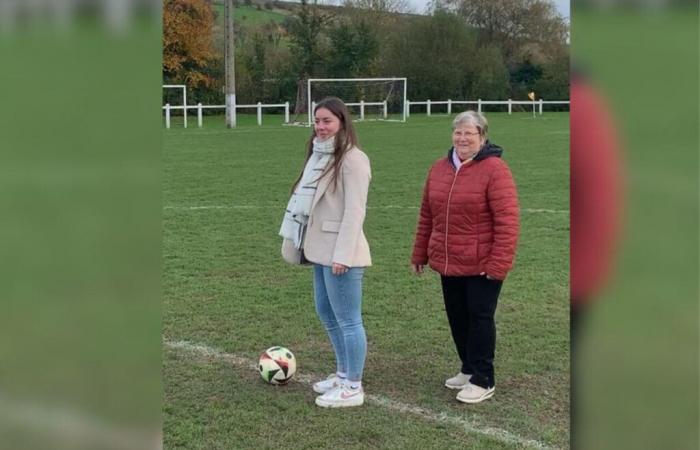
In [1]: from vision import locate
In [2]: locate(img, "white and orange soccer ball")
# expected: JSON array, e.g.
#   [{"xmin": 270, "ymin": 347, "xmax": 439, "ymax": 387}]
[{"xmin": 258, "ymin": 346, "xmax": 296, "ymax": 385}]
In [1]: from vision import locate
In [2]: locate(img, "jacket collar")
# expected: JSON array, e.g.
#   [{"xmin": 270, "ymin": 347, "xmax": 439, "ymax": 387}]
[{"xmin": 446, "ymin": 140, "xmax": 504, "ymax": 168}]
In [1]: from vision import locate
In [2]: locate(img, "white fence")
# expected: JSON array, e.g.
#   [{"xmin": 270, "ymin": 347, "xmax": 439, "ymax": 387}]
[
  {"xmin": 163, "ymin": 102, "xmax": 290, "ymax": 129},
  {"xmin": 406, "ymin": 99, "xmax": 570, "ymax": 116},
  {"xmin": 162, "ymin": 98, "xmax": 570, "ymax": 128}
]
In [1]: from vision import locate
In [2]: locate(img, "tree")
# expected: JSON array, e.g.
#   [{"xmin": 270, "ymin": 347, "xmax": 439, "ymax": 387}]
[
  {"xmin": 246, "ymin": 32, "xmax": 267, "ymax": 92},
  {"xmin": 437, "ymin": 0, "xmax": 568, "ymax": 64},
  {"xmin": 163, "ymin": 0, "xmax": 217, "ymax": 88},
  {"xmin": 533, "ymin": 51, "xmax": 569, "ymax": 101},
  {"xmin": 236, "ymin": 24, "xmax": 297, "ymax": 104},
  {"xmin": 380, "ymin": 11, "xmax": 477, "ymax": 100},
  {"xmin": 469, "ymin": 45, "xmax": 510, "ymax": 100},
  {"xmin": 327, "ymin": 19, "xmax": 380, "ymax": 77},
  {"xmin": 510, "ymin": 59, "xmax": 543, "ymax": 97},
  {"xmin": 285, "ymin": 0, "xmax": 332, "ymax": 114}
]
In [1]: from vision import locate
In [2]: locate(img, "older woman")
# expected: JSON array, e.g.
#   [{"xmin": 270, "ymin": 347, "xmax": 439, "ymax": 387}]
[{"xmin": 411, "ymin": 111, "xmax": 519, "ymax": 404}]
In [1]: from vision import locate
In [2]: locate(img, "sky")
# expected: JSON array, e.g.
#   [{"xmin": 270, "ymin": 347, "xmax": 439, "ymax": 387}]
[{"xmin": 406, "ymin": 0, "xmax": 570, "ymax": 20}]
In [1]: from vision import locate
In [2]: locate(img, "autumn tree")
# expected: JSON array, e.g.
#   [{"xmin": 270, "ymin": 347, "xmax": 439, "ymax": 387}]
[{"xmin": 163, "ymin": 0, "xmax": 217, "ymax": 88}]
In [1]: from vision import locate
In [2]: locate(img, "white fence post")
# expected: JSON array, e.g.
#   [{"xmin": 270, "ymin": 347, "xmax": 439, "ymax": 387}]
[
  {"xmin": 285, "ymin": 102, "xmax": 290, "ymax": 123},
  {"xmin": 478, "ymin": 99, "xmax": 482, "ymax": 113},
  {"xmin": 383, "ymin": 100, "xmax": 388, "ymax": 118},
  {"xmin": 183, "ymin": 89, "xmax": 187, "ymax": 129},
  {"xmin": 539, "ymin": 99, "xmax": 543, "ymax": 115},
  {"xmin": 197, "ymin": 103, "xmax": 203, "ymax": 128},
  {"xmin": 427, "ymin": 100, "xmax": 431, "ymax": 116},
  {"xmin": 508, "ymin": 99, "xmax": 512, "ymax": 115},
  {"xmin": 447, "ymin": 99, "xmax": 452, "ymax": 115},
  {"xmin": 165, "ymin": 103, "xmax": 171, "ymax": 129},
  {"xmin": 406, "ymin": 100, "xmax": 410, "ymax": 118},
  {"xmin": 360, "ymin": 100, "xmax": 365, "ymax": 120},
  {"xmin": 257, "ymin": 102, "xmax": 262, "ymax": 125}
]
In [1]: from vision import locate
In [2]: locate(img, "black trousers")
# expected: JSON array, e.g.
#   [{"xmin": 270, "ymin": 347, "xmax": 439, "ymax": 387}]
[{"xmin": 440, "ymin": 275, "xmax": 503, "ymax": 388}]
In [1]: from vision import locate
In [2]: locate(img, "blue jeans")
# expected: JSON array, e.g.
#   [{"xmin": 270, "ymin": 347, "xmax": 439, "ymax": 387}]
[{"xmin": 313, "ymin": 264, "xmax": 367, "ymax": 382}]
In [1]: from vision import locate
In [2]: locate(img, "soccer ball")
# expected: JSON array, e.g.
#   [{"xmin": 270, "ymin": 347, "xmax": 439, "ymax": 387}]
[{"xmin": 258, "ymin": 346, "xmax": 296, "ymax": 385}]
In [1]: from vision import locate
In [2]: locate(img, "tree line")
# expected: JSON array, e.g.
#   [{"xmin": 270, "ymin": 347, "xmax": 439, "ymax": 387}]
[{"xmin": 163, "ymin": 0, "xmax": 569, "ymax": 112}]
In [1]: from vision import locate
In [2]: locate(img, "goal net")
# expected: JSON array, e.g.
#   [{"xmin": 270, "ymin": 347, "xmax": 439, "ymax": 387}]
[{"xmin": 307, "ymin": 78, "xmax": 407, "ymax": 126}]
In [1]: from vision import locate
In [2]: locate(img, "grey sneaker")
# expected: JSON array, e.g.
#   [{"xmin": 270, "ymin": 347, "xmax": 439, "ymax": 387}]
[
  {"xmin": 312, "ymin": 374, "xmax": 341, "ymax": 394},
  {"xmin": 445, "ymin": 372, "xmax": 472, "ymax": 390},
  {"xmin": 456, "ymin": 382, "xmax": 495, "ymax": 404}
]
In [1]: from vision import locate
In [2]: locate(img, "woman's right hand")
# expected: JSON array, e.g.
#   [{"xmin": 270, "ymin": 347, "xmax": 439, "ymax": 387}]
[{"xmin": 412, "ymin": 264, "xmax": 424, "ymax": 275}]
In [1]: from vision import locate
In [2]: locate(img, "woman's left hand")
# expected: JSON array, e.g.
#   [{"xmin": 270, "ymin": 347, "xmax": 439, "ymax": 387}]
[{"xmin": 332, "ymin": 263, "xmax": 349, "ymax": 275}]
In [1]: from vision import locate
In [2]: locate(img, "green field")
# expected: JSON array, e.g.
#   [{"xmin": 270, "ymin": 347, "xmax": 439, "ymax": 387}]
[
  {"xmin": 212, "ymin": 2, "xmax": 288, "ymax": 25},
  {"xmin": 573, "ymin": 11, "xmax": 698, "ymax": 450},
  {"xmin": 163, "ymin": 113, "xmax": 569, "ymax": 449}
]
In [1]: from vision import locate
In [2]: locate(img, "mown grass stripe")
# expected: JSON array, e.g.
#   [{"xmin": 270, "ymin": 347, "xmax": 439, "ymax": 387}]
[
  {"xmin": 0, "ymin": 392, "xmax": 157, "ymax": 449},
  {"xmin": 163, "ymin": 205, "xmax": 568, "ymax": 214},
  {"xmin": 165, "ymin": 339, "xmax": 555, "ymax": 450}
]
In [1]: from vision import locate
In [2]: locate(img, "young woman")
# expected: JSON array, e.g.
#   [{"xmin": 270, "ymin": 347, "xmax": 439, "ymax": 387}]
[{"xmin": 280, "ymin": 97, "xmax": 371, "ymax": 408}]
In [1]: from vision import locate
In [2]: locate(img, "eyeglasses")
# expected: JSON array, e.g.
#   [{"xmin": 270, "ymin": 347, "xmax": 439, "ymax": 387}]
[{"xmin": 453, "ymin": 131, "xmax": 480, "ymax": 136}]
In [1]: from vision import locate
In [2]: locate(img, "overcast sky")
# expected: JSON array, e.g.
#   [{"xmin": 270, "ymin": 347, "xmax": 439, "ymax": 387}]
[{"xmin": 406, "ymin": 0, "xmax": 570, "ymax": 20}]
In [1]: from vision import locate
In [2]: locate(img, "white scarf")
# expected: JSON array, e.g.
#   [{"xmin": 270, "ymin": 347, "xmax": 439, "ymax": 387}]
[{"xmin": 279, "ymin": 136, "xmax": 335, "ymax": 248}]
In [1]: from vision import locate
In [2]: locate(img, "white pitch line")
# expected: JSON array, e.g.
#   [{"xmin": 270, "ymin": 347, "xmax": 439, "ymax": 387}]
[
  {"xmin": 163, "ymin": 205, "xmax": 568, "ymax": 214},
  {"xmin": 522, "ymin": 208, "xmax": 568, "ymax": 214},
  {"xmin": 163, "ymin": 205, "xmax": 261, "ymax": 210},
  {"xmin": 164, "ymin": 339, "xmax": 555, "ymax": 450}
]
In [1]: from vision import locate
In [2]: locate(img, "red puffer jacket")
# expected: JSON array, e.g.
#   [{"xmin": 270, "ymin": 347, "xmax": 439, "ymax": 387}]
[{"xmin": 411, "ymin": 143, "xmax": 519, "ymax": 280}]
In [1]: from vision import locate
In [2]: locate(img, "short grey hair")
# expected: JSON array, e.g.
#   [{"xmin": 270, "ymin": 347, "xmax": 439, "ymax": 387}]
[{"xmin": 452, "ymin": 110, "xmax": 488, "ymax": 137}]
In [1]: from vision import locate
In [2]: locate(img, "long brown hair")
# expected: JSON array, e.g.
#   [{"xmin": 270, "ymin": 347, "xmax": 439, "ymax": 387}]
[{"xmin": 290, "ymin": 97, "xmax": 359, "ymax": 193}]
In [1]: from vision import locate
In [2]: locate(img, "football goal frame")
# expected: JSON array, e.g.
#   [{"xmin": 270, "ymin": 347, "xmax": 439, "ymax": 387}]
[
  {"xmin": 307, "ymin": 77, "xmax": 408, "ymax": 127},
  {"xmin": 163, "ymin": 84, "xmax": 187, "ymax": 128}
]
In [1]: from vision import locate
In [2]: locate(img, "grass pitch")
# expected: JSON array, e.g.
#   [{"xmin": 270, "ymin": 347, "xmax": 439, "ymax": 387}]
[{"xmin": 163, "ymin": 112, "xmax": 569, "ymax": 449}]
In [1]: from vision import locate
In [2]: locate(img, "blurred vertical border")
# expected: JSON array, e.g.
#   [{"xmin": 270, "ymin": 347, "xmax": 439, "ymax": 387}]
[
  {"xmin": 572, "ymin": 1, "xmax": 698, "ymax": 449},
  {"xmin": 0, "ymin": 1, "xmax": 162, "ymax": 449}
]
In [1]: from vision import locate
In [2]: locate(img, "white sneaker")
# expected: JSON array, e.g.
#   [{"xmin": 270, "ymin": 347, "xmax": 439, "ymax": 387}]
[
  {"xmin": 456, "ymin": 382, "xmax": 495, "ymax": 404},
  {"xmin": 315, "ymin": 384, "xmax": 364, "ymax": 408},
  {"xmin": 445, "ymin": 372, "xmax": 472, "ymax": 390},
  {"xmin": 312, "ymin": 374, "xmax": 342, "ymax": 394}
]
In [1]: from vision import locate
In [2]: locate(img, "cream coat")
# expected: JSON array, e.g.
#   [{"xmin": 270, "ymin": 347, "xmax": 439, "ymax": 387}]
[{"xmin": 303, "ymin": 147, "xmax": 372, "ymax": 267}]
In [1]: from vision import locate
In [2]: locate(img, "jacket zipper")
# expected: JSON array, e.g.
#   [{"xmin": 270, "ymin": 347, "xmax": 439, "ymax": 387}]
[{"xmin": 444, "ymin": 165, "xmax": 461, "ymax": 274}]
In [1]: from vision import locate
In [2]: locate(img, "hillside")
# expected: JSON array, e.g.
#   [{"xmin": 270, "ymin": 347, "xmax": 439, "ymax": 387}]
[{"xmin": 212, "ymin": 0, "xmax": 294, "ymax": 25}]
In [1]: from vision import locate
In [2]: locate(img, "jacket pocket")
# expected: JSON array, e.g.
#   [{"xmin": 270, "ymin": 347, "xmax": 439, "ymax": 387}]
[
  {"xmin": 427, "ymin": 234, "xmax": 439, "ymax": 260},
  {"xmin": 321, "ymin": 220, "xmax": 341, "ymax": 233}
]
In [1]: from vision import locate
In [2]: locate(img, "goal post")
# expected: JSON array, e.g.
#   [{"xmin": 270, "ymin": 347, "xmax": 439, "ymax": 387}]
[
  {"xmin": 307, "ymin": 77, "xmax": 407, "ymax": 126},
  {"xmin": 163, "ymin": 84, "xmax": 187, "ymax": 128}
]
